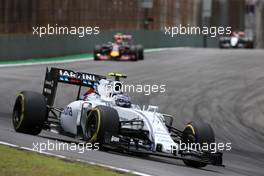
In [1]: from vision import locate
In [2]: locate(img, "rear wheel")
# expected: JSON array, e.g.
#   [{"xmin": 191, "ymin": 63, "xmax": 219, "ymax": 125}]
[
  {"xmin": 136, "ymin": 45, "xmax": 144, "ymax": 60},
  {"xmin": 129, "ymin": 45, "xmax": 138, "ymax": 61},
  {"xmin": 84, "ymin": 105, "xmax": 119, "ymax": 147},
  {"xmin": 247, "ymin": 41, "xmax": 254, "ymax": 49},
  {"xmin": 12, "ymin": 91, "xmax": 47, "ymax": 135},
  {"xmin": 182, "ymin": 122, "xmax": 215, "ymax": 168}
]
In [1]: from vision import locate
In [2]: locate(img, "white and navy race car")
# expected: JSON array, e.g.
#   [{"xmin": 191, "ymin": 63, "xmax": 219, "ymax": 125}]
[
  {"xmin": 219, "ymin": 31, "xmax": 254, "ymax": 49},
  {"xmin": 12, "ymin": 67, "xmax": 223, "ymax": 168}
]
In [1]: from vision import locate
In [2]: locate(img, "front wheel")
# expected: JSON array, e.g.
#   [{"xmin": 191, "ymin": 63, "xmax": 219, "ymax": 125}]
[
  {"xmin": 84, "ymin": 105, "xmax": 119, "ymax": 147},
  {"xmin": 182, "ymin": 122, "xmax": 215, "ymax": 168}
]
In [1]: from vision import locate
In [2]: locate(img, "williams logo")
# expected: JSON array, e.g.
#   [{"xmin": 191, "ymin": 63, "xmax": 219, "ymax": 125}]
[{"xmin": 59, "ymin": 70, "xmax": 96, "ymax": 81}]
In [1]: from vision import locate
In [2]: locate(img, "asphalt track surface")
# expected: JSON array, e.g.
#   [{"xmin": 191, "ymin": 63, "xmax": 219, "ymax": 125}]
[{"xmin": 0, "ymin": 48, "xmax": 264, "ymax": 176}]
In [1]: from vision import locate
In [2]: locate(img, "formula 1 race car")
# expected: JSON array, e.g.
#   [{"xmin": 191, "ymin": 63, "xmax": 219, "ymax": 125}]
[
  {"xmin": 94, "ymin": 33, "xmax": 144, "ymax": 61},
  {"xmin": 12, "ymin": 67, "xmax": 223, "ymax": 168},
  {"xmin": 219, "ymin": 31, "xmax": 254, "ymax": 49}
]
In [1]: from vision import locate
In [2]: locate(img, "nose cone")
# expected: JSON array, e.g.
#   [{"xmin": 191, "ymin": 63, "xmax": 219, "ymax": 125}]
[{"xmin": 230, "ymin": 37, "xmax": 239, "ymax": 47}]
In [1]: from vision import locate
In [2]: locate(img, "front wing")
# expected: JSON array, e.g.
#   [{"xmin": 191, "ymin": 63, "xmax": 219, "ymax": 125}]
[{"xmin": 102, "ymin": 133, "xmax": 223, "ymax": 167}]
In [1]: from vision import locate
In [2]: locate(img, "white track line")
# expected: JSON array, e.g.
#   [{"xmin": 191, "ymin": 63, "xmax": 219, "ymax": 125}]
[
  {"xmin": 0, "ymin": 141, "xmax": 18, "ymax": 147},
  {"xmin": 0, "ymin": 140, "xmax": 153, "ymax": 176}
]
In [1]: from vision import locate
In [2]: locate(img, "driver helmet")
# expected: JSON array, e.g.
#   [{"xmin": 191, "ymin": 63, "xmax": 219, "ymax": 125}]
[
  {"xmin": 114, "ymin": 33, "xmax": 124, "ymax": 44},
  {"xmin": 115, "ymin": 94, "xmax": 131, "ymax": 108}
]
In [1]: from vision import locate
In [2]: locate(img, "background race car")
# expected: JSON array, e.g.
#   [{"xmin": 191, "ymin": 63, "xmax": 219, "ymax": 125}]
[
  {"xmin": 219, "ymin": 31, "xmax": 254, "ymax": 49},
  {"xmin": 94, "ymin": 33, "xmax": 144, "ymax": 61}
]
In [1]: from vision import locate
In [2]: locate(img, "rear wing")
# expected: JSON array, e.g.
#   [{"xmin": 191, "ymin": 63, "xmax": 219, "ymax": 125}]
[{"xmin": 42, "ymin": 67, "xmax": 106, "ymax": 106}]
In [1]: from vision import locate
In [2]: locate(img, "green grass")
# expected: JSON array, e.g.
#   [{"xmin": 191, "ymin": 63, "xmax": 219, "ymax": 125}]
[{"xmin": 0, "ymin": 144, "xmax": 128, "ymax": 176}]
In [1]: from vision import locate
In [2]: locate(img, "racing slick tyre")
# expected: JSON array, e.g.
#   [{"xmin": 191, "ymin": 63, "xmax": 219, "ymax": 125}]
[
  {"xmin": 130, "ymin": 45, "xmax": 138, "ymax": 61},
  {"xmin": 94, "ymin": 45, "xmax": 101, "ymax": 60},
  {"xmin": 12, "ymin": 91, "xmax": 47, "ymax": 135},
  {"xmin": 84, "ymin": 105, "xmax": 119, "ymax": 147},
  {"xmin": 246, "ymin": 41, "xmax": 254, "ymax": 49},
  {"xmin": 136, "ymin": 45, "xmax": 144, "ymax": 60},
  {"xmin": 182, "ymin": 122, "xmax": 215, "ymax": 168}
]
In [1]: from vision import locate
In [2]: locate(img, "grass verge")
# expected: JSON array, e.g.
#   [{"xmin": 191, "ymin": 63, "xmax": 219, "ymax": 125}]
[{"xmin": 0, "ymin": 144, "xmax": 128, "ymax": 176}]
